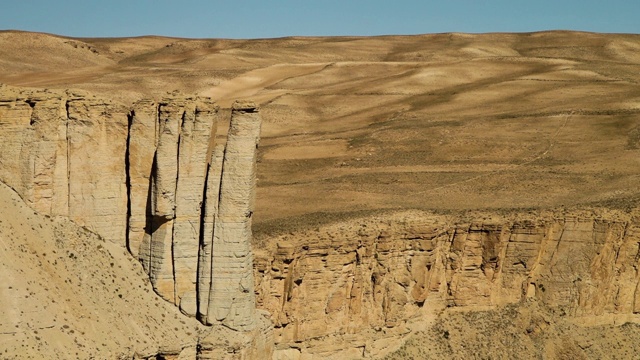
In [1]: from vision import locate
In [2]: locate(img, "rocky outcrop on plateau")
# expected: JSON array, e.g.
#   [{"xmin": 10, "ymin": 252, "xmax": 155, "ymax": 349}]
[
  {"xmin": 255, "ymin": 209, "xmax": 640, "ymax": 359},
  {"xmin": 0, "ymin": 85, "xmax": 271, "ymax": 359}
]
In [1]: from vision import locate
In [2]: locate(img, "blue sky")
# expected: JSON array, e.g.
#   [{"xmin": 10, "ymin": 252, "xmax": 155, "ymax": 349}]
[{"xmin": 1, "ymin": 0, "xmax": 638, "ymax": 38}]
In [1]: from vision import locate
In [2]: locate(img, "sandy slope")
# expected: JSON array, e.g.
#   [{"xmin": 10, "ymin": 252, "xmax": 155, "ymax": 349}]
[
  {"xmin": 200, "ymin": 63, "xmax": 331, "ymax": 107},
  {"xmin": 0, "ymin": 182, "xmax": 203, "ymax": 359},
  {"xmin": 383, "ymin": 301, "xmax": 640, "ymax": 360}
]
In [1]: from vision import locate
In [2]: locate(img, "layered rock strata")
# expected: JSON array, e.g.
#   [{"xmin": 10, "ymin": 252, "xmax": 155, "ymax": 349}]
[
  {"xmin": 204, "ymin": 101, "xmax": 261, "ymax": 331},
  {"xmin": 254, "ymin": 209, "xmax": 640, "ymax": 359},
  {"xmin": 134, "ymin": 98, "xmax": 218, "ymax": 315},
  {"xmin": 0, "ymin": 88, "xmax": 129, "ymax": 243},
  {"xmin": 0, "ymin": 87, "xmax": 270, "ymax": 358},
  {"xmin": 7, "ymin": 85, "xmax": 640, "ymax": 360}
]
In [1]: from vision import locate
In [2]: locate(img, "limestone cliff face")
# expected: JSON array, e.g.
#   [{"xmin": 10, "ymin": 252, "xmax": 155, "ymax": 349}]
[
  {"xmin": 0, "ymin": 180, "xmax": 202, "ymax": 360},
  {"xmin": 0, "ymin": 178, "xmax": 273, "ymax": 359},
  {"xmin": 205, "ymin": 101, "xmax": 261, "ymax": 331},
  {"xmin": 0, "ymin": 88, "xmax": 129, "ymax": 243},
  {"xmin": 255, "ymin": 210, "xmax": 640, "ymax": 359},
  {"xmin": 133, "ymin": 97, "xmax": 218, "ymax": 316},
  {"xmin": 0, "ymin": 86, "xmax": 271, "ymax": 359}
]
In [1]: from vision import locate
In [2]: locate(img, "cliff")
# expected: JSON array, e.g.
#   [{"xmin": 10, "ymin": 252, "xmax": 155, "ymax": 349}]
[
  {"xmin": 3, "ymin": 85, "xmax": 640, "ymax": 359},
  {"xmin": 0, "ymin": 85, "xmax": 271, "ymax": 359},
  {"xmin": 0, "ymin": 179, "xmax": 190, "ymax": 358},
  {"xmin": 0, "ymin": 87, "xmax": 129, "ymax": 242},
  {"xmin": 0, "ymin": 178, "xmax": 275, "ymax": 359},
  {"xmin": 254, "ymin": 209, "xmax": 640, "ymax": 359}
]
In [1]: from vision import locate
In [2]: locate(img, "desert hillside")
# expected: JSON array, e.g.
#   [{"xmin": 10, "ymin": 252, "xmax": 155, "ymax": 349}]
[
  {"xmin": 1, "ymin": 30, "xmax": 639, "ymax": 359},
  {"xmin": 0, "ymin": 180, "xmax": 203, "ymax": 358}
]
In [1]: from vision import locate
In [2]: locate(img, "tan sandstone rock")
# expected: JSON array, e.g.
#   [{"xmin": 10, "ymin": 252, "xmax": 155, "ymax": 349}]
[
  {"xmin": 66, "ymin": 97, "xmax": 129, "ymax": 246},
  {"xmin": 208, "ymin": 101, "xmax": 262, "ymax": 331},
  {"xmin": 0, "ymin": 87, "xmax": 129, "ymax": 244},
  {"xmin": 127, "ymin": 99, "xmax": 158, "ymax": 259},
  {"xmin": 133, "ymin": 97, "xmax": 220, "ymax": 316},
  {"xmin": 197, "ymin": 144, "xmax": 226, "ymax": 324},
  {"xmin": 173, "ymin": 100, "xmax": 218, "ymax": 316},
  {"xmin": 0, "ymin": 86, "xmax": 272, "ymax": 359},
  {"xmin": 255, "ymin": 209, "xmax": 640, "ymax": 358},
  {"xmin": 0, "ymin": 180, "xmax": 203, "ymax": 359}
]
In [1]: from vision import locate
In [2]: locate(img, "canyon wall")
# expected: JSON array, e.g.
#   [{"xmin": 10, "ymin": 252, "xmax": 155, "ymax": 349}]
[
  {"xmin": 254, "ymin": 209, "xmax": 640, "ymax": 359},
  {"xmin": 0, "ymin": 86, "xmax": 270, "ymax": 359}
]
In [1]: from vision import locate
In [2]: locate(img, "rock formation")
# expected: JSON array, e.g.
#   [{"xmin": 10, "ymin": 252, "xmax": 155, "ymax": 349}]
[
  {"xmin": 134, "ymin": 98, "xmax": 218, "ymax": 315},
  {"xmin": 255, "ymin": 209, "xmax": 640, "ymax": 359},
  {"xmin": 0, "ymin": 179, "xmax": 202, "ymax": 359},
  {"xmin": 0, "ymin": 178, "xmax": 274, "ymax": 359},
  {"xmin": 4, "ymin": 85, "xmax": 640, "ymax": 360},
  {"xmin": 204, "ymin": 101, "xmax": 261, "ymax": 331},
  {"xmin": 0, "ymin": 85, "xmax": 271, "ymax": 359},
  {"xmin": 0, "ymin": 88, "xmax": 129, "ymax": 243},
  {"xmin": 197, "ymin": 144, "xmax": 226, "ymax": 324}
]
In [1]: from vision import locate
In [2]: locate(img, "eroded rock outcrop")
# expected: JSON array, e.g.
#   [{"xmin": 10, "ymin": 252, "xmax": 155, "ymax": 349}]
[
  {"xmin": 134, "ymin": 98, "xmax": 218, "ymax": 315},
  {"xmin": 0, "ymin": 86, "xmax": 271, "ymax": 359},
  {"xmin": 0, "ymin": 88, "xmax": 129, "ymax": 243},
  {"xmin": 6, "ymin": 84, "xmax": 640, "ymax": 360},
  {"xmin": 0, "ymin": 173, "xmax": 272, "ymax": 360},
  {"xmin": 127, "ymin": 98, "xmax": 268, "ymax": 345},
  {"xmin": 0, "ymin": 179, "xmax": 201, "ymax": 359},
  {"xmin": 255, "ymin": 209, "xmax": 640, "ymax": 359},
  {"xmin": 204, "ymin": 101, "xmax": 261, "ymax": 331}
]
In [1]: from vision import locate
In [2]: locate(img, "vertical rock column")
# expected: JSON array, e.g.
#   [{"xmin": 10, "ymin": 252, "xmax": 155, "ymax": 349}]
[
  {"xmin": 0, "ymin": 94, "xmax": 34, "ymax": 200},
  {"xmin": 208, "ymin": 101, "xmax": 262, "ymax": 331},
  {"xmin": 127, "ymin": 100, "xmax": 158, "ymax": 259},
  {"xmin": 146, "ymin": 102, "xmax": 182, "ymax": 303},
  {"xmin": 0, "ymin": 92, "xmax": 68, "ymax": 216},
  {"xmin": 136, "ymin": 98, "xmax": 219, "ymax": 312},
  {"xmin": 197, "ymin": 144, "xmax": 226, "ymax": 324},
  {"xmin": 172, "ymin": 101, "xmax": 218, "ymax": 316},
  {"xmin": 67, "ymin": 98, "xmax": 129, "ymax": 243},
  {"xmin": 28, "ymin": 97, "xmax": 69, "ymax": 217},
  {"xmin": 0, "ymin": 89, "xmax": 129, "ymax": 245}
]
